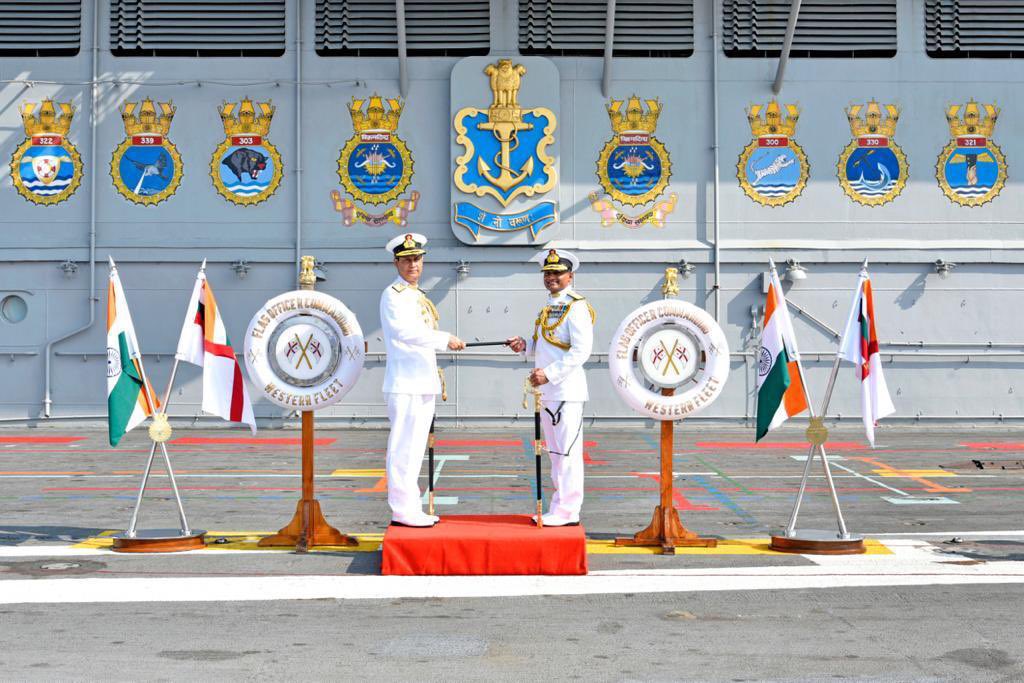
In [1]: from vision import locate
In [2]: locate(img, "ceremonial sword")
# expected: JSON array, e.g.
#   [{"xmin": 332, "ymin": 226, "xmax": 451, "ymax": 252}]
[
  {"xmin": 427, "ymin": 416, "xmax": 436, "ymax": 516},
  {"xmin": 523, "ymin": 378, "xmax": 543, "ymax": 528},
  {"xmin": 428, "ymin": 369, "xmax": 448, "ymax": 517},
  {"xmin": 464, "ymin": 340, "xmax": 513, "ymax": 348}
]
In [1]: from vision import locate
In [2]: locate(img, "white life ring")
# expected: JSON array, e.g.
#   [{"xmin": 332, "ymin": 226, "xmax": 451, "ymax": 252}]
[
  {"xmin": 608, "ymin": 299, "xmax": 730, "ymax": 421},
  {"xmin": 244, "ymin": 290, "xmax": 364, "ymax": 410}
]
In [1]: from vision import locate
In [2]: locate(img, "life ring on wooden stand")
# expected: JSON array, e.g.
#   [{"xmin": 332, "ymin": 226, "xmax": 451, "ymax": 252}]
[
  {"xmin": 608, "ymin": 299, "xmax": 730, "ymax": 421},
  {"xmin": 244, "ymin": 290, "xmax": 364, "ymax": 410}
]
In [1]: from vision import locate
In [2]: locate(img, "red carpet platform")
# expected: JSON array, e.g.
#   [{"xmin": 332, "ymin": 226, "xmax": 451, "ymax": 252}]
[{"xmin": 381, "ymin": 514, "xmax": 588, "ymax": 576}]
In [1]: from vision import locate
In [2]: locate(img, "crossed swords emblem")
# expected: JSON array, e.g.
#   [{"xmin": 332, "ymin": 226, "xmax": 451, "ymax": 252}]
[
  {"xmin": 285, "ymin": 333, "xmax": 323, "ymax": 370},
  {"xmin": 650, "ymin": 338, "xmax": 689, "ymax": 377}
]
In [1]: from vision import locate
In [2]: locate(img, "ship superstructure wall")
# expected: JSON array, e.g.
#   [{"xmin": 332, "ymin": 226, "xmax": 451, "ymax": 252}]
[{"xmin": 0, "ymin": 1, "xmax": 1021, "ymax": 424}]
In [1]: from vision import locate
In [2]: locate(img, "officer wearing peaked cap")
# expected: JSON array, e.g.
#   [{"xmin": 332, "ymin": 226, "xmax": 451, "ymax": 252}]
[
  {"xmin": 380, "ymin": 233, "xmax": 465, "ymax": 527},
  {"xmin": 507, "ymin": 249, "xmax": 594, "ymax": 526}
]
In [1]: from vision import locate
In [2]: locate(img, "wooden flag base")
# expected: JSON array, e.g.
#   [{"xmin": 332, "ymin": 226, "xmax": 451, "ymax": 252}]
[
  {"xmin": 614, "ymin": 389, "xmax": 716, "ymax": 554},
  {"xmin": 259, "ymin": 411, "xmax": 356, "ymax": 551},
  {"xmin": 770, "ymin": 529, "xmax": 865, "ymax": 555},
  {"xmin": 112, "ymin": 529, "xmax": 207, "ymax": 553},
  {"xmin": 614, "ymin": 505, "xmax": 716, "ymax": 554},
  {"xmin": 258, "ymin": 499, "xmax": 357, "ymax": 548}
]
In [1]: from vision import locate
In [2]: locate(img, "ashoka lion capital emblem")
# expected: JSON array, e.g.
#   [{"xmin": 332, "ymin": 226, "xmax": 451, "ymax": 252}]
[{"xmin": 453, "ymin": 59, "xmax": 557, "ymax": 207}]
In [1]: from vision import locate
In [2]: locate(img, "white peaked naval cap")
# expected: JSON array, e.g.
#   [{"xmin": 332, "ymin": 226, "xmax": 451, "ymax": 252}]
[
  {"xmin": 531, "ymin": 248, "xmax": 580, "ymax": 273},
  {"xmin": 385, "ymin": 232, "xmax": 428, "ymax": 257}
]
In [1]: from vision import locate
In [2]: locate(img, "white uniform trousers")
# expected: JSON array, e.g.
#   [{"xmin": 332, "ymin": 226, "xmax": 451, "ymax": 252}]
[
  {"xmin": 385, "ymin": 393, "xmax": 435, "ymax": 523},
  {"xmin": 540, "ymin": 400, "xmax": 585, "ymax": 521}
]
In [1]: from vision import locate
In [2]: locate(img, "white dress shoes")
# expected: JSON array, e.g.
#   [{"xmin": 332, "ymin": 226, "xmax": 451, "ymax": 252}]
[{"xmin": 531, "ymin": 513, "xmax": 580, "ymax": 527}]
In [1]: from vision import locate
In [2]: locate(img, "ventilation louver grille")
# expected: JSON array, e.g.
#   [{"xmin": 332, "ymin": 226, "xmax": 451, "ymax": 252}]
[
  {"xmin": 926, "ymin": 0, "xmax": 1024, "ymax": 58},
  {"xmin": 111, "ymin": 0, "xmax": 287, "ymax": 57},
  {"xmin": 0, "ymin": 1, "xmax": 80, "ymax": 56},
  {"xmin": 316, "ymin": 0, "xmax": 489, "ymax": 56},
  {"xmin": 723, "ymin": 0, "xmax": 897, "ymax": 58},
  {"xmin": 519, "ymin": 0, "xmax": 694, "ymax": 57}
]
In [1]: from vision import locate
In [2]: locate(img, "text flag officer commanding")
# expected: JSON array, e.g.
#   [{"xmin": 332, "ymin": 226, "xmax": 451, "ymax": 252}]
[
  {"xmin": 380, "ymin": 233, "xmax": 465, "ymax": 527},
  {"xmin": 507, "ymin": 249, "xmax": 595, "ymax": 526}
]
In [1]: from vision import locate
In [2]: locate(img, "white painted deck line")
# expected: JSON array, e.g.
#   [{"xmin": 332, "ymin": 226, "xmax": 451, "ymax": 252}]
[{"xmin": 0, "ymin": 540, "xmax": 1021, "ymax": 604}]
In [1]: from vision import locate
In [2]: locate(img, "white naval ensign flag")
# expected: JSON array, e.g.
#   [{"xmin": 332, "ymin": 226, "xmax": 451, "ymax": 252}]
[{"xmin": 175, "ymin": 263, "xmax": 256, "ymax": 433}]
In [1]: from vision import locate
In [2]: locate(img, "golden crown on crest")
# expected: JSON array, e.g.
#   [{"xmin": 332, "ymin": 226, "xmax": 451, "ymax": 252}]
[
  {"xmin": 946, "ymin": 100, "xmax": 999, "ymax": 138},
  {"xmin": 846, "ymin": 101, "xmax": 899, "ymax": 138},
  {"xmin": 747, "ymin": 100, "xmax": 799, "ymax": 137},
  {"xmin": 607, "ymin": 96, "xmax": 661, "ymax": 134},
  {"xmin": 21, "ymin": 100, "xmax": 74, "ymax": 136},
  {"xmin": 349, "ymin": 94, "xmax": 403, "ymax": 133},
  {"xmin": 219, "ymin": 97, "xmax": 275, "ymax": 137},
  {"xmin": 121, "ymin": 98, "xmax": 175, "ymax": 136}
]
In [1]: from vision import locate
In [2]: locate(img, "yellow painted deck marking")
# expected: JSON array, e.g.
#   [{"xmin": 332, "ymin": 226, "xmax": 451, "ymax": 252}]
[
  {"xmin": 872, "ymin": 469, "xmax": 956, "ymax": 478},
  {"xmin": 331, "ymin": 469, "xmax": 387, "ymax": 477},
  {"xmin": 586, "ymin": 538, "xmax": 891, "ymax": 555},
  {"xmin": 74, "ymin": 532, "xmax": 891, "ymax": 556}
]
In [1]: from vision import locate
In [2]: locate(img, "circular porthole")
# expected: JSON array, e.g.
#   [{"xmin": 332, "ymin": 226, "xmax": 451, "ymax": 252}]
[{"xmin": 1, "ymin": 295, "xmax": 27, "ymax": 324}]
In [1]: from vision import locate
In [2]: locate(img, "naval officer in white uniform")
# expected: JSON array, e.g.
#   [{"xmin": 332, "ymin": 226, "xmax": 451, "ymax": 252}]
[
  {"xmin": 507, "ymin": 249, "xmax": 595, "ymax": 526},
  {"xmin": 380, "ymin": 233, "xmax": 465, "ymax": 527}
]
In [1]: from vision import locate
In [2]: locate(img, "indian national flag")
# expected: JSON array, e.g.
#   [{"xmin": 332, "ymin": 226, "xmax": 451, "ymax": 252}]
[
  {"xmin": 756, "ymin": 265, "xmax": 809, "ymax": 441},
  {"xmin": 175, "ymin": 264, "xmax": 256, "ymax": 433},
  {"xmin": 107, "ymin": 258, "xmax": 158, "ymax": 447},
  {"xmin": 838, "ymin": 266, "xmax": 895, "ymax": 446}
]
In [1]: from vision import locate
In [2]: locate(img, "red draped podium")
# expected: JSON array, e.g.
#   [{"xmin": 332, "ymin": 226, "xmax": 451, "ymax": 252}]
[{"xmin": 381, "ymin": 515, "xmax": 587, "ymax": 576}]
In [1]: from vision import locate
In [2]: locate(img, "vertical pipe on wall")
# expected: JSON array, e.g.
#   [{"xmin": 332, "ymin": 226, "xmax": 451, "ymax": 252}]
[
  {"xmin": 42, "ymin": 0, "xmax": 100, "ymax": 418},
  {"xmin": 601, "ymin": 0, "xmax": 616, "ymax": 98},
  {"xmin": 711, "ymin": 0, "xmax": 721, "ymax": 322},
  {"xmin": 772, "ymin": 0, "xmax": 802, "ymax": 95},
  {"xmin": 294, "ymin": 0, "xmax": 303, "ymax": 281},
  {"xmin": 396, "ymin": 0, "xmax": 409, "ymax": 97}
]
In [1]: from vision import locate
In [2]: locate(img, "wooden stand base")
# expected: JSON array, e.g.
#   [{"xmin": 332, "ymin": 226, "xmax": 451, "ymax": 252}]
[
  {"xmin": 770, "ymin": 529, "xmax": 866, "ymax": 555},
  {"xmin": 112, "ymin": 529, "xmax": 207, "ymax": 553},
  {"xmin": 614, "ymin": 505, "xmax": 717, "ymax": 554},
  {"xmin": 258, "ymin": 499, "xmax": 357, "ymax": 549},
  {"xmin": 614, "ymin": 390, "xmax": 716, "ymax": 554}
]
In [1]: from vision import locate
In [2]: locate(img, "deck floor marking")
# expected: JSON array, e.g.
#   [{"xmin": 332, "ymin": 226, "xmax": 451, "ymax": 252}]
[
  {"xmin": 882, "ymin": 496, "xmax": 959, "ymax": 505},
  {"xmin": 0, "ymin": 436, "xmax": 85, "ymax": 444},
  {"xmin": 872, "ymin": 469, "xmax": 957, "ymax": 478},
  {"xmin": 854, "ymin": 456, "xmax": 970, "ymax": 493},
  {"xmin": 828, "ymin": 461, "xmax": 910, "ymax": 496},
  {"xmin": 7, "ymin": 540, "xmax": 1024, "ymax": 604},
  {"xmin": 690, "ymin": 476, "xmax": 758, "ymax": 525},
  {"xmin": 421, "ymin": 455, "xmax": 469, "ymax": 507},
  {"xmin": 791, "ymin": 454, "xmax": 846, "ymax": 462},
  {"xmin": 330, "ymin": 469, "xmax": 387, "ymax": 477},
  {"xmin": 691, "ymin": 454, "xmax": 753, "ymax": 494},
  {"xmin": 695, "ymin": 441, "xmax": 867, "ymax": 451},
  {"xmin": 170, "ymin": 437, "xmax": 338, "ymax": 446},
  {"xmin": 630, "ymin": 472, "xmax": 717, "ymax": 512}
]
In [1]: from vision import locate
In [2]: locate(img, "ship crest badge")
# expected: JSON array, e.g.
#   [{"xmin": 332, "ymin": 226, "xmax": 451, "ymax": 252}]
[
  {"xmin": 338, "ymin": 94, "xmax": 414, "ymax": 205},
  {"xmin": 453, "ymin": 59, "xmax": 557, "ymax": 207},
  {"xmin": 111, "ymin": 99, "xmax": 183, "ymax": 206},
  {"xmin": 597, "ymin": 96, "xmax": 671, "ymax": 207},
  {"xmin": 211, "ymin": 98, "xmax": 283, "ymax": 206},
  {"xmin": 737, "ymin": 100, "xmax": 808, "ymax": 207},
  {"xmin": 936, "ymin": 100, "xmax": 1006, "ymax": 207},
  {"xmin": 10, "ymin": 100, "xmax": 83, "ymax": 205},
  {"xmin": 838, "ymin": 101, "xmax": 907, "ymax": 207}
]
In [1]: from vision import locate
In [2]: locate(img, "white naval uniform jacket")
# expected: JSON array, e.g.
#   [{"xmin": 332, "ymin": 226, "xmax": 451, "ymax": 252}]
[
  {"xmin": 380, "ymin": 277, "xmax": 450, "ymax": 395},
  {"xmin": 524, "ymin": 288, "xmax": 594, "ymax": 402}
]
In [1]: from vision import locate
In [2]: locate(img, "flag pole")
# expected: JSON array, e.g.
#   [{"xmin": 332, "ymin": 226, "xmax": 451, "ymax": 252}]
[
  {"xmin": 768, "ymin": 260, "xmax": 849, "ymax": 543},
  {"xmin": 126, "ymin": 356, "xmax": 182, "ymax": 536},
  {"xmin": 136, "ymin": 356, "xmax": 191, "ymax": 535},
  {"xmin": 770, "ymin": 259, "xmax": 865, "ymax": 554},
  {"xmin": 124, "ymin": 259, "xmax": 208, "ymax": 536}
]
